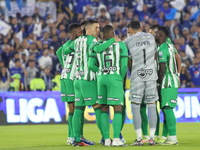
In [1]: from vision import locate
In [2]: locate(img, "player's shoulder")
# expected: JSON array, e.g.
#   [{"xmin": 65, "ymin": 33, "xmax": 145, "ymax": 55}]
[{"xmin": 159, "ymin": 42, "xmax": 168, "ymax": 50}]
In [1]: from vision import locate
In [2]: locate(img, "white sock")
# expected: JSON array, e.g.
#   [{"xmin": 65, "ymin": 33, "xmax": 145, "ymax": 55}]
[
  {"xmin": 135, "ymin": 128, "xmax": 142, "ymax": 141},
  {"xmin": 143, "ymin": 135, "xmax": 149, "ymax": 139},
  {"xmin": 161, "ymin": 136, "xmax": 167, "ymax": 140},
  {"xmin": 168, "ymin": 135, "xmax": 177, "ymax": 141},
  {"xmin": 150, "ymin": 128, "xmax": 156, "ymax": 140},
  {"xmin": 113, "ymin": 138, "xmax": 120, "ymax": 141}
]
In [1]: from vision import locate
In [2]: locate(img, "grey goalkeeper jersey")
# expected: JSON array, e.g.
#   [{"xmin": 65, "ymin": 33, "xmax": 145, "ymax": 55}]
[{"xmin": 124, "ymin": 32, "xmax": 158, "ymax": 82}]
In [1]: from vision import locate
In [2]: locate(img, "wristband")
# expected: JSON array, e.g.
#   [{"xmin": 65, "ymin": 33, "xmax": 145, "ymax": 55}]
[
  {"xmin": 157, "ymin": 83, "xmax": 160, "ymax": 86},
  {"xmin": 177, "ymin": 73, "xmax": 180, "ymax": 77}
]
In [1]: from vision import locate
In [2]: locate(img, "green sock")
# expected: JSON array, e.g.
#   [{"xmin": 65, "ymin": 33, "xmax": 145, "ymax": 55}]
[
  {"xmin": 94, "ymin": 107, "xmax": 103, "ymax": 137},
  {"xmin": 121, "ymin": 105, "xmax": 126, "ymax": 131},
  {"xmin": 162, "ymin": 119, "xmax": 168, "ymax": 137},
  {"xmin": 101, "ymin": 111, "xmax": 110, "ymax": 139},
  {"xmin": 68, "ymin": 121, "xmax": 71, "ymax": 138},
  {"xmin": 80, "ymin": 110, "xmax": 84, "ymax": 136},
  {"xmin": 140, "ymin": 103, "xmax": 148, "ymax": 136},
  {"xmin": 68, "ymin": 112, "xmax": 74, "ymax": 138},
  {"xmin": 163, "ymin": 108, "xmax": 176, "ymax": 136},
  {"xmin": 72, "ymin": 106, "xmax": 84, "ymax": 142},
  {"xmin": 113, "ymin": 111, "xmax": 122, "ymax": 138},
  {"xmin": 155, "ymin": 107, "xmax": 160, "ymax": 136}
]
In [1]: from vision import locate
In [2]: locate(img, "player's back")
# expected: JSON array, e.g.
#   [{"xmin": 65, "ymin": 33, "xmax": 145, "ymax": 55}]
[
  {"xmin": 61, "ymin": 40, "xmax": 76, "ymax": 80},
  {"xmin": 124, "ymin": 32, "xmax": 158, "ymax": 82},
  {"xmin": 96, "ymin": 41, "xmax": 125, "ymax": 76},
  {"xmin": 74, "ymin": 35, "xmax": 96, "ymax": 81}
]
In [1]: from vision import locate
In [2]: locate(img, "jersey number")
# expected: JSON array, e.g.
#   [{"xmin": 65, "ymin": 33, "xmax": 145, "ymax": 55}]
[
  {"xmin": 104, "ymin": 53, "xmax": 112, "ymax": 68},
  {"xmin": 68, "ymin": 54, "xmax": 74, "ymax": 64},
  {"xmin": 142, "ymin": 49, "xmax": 146, "ymax": 65}
]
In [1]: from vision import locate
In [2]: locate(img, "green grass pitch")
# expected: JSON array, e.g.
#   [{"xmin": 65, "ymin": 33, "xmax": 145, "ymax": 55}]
[{"xmin": 0, "ymin": 123, "xmax": 200, "ymax": 150}]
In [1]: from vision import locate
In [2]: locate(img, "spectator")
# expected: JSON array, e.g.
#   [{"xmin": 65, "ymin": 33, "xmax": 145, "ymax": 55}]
[
  {"xmin": 38, "ymin": 49, "xmax": 52, "ymax": 70},
  {"xmin": 126, "ymin": 10, "xmax": 134, "ymax": 23},
  {"xmin": 188, "ymin": 57, "xmax": 200, "ymax": 87},
  {"xmin": 155, "ymin": 11, "xmax": 165, "ymax": 26},
  {"xmin": 52, "ymin": 71, "xmax": 61, "ymax": 91},
  {"xmin": 182, "ymin": 27, "xmax": 190, "ymax": 39},
  {"xmin": 10, "ymin": 59, "xmax": 28, "ymax": 83},
  {"xmin": 0, "ymin": 60, "xmax": 5, "ymax": 70},
  {"xmin": 24, "ymin": 16, "xmax": 34, "ymax": 38},
  {"xmin": 18, "ymin": 46, "xmax": 29, "ymax": 61},
  {"xmin": 1, "ymin": 45, "xmax": 12, "ymax": 68},
  {"xmin": 29, "ymin": 43, "xmax": 40, "ymax": 59},
  {"xmin": 41, "ymin": 32, "xmax": 52, "ymax": 45},
  {"xmin": 30, "ymin": 72, "xmax": 45, "ymax": 91},
  {"xmin": 191, "ymin": 38, "xmax": 199, "ymax": 53},
  {"xmin": 181, "ymin": 13, "xmax": 193, "ymax": 29},
  {"xmin": 11, "ymin": 17, "xmax": 21, "ymax": 34},
  {"xmin": 41, "ymin": 67, "xmax": 54, "ymax": 91},
  {"xmin": 84, "ymin": 8, "xmax": 96, "ymax": 20},
  {"xmin": 0, "ymin": 67, "xmax": 10, "ymax": 91},
  {"xmin": 50, "ymin": 35, "xmax": 60, "ymax": 51},
  {"xmin": 9, "ymin": 52, "xmax": 24, "ymax": 69},
  {"xmin": 9, "ymin": 73, "xmax": 24, "ymax": 91},
  {"xmin": 113, "ymin": 21, "xmax": 122, "ymax": 39},
  {"xmin": 59, "ymin": 31, "xmax": 68, "ymax": 45},
  {"xmin": 179, "ymin": 37, "xmax": 194, "ymax": 60},
  {"xmin": 180, "ymin": 63, "xmax": 191, "ymax": 88},
  {"xmin": 171, "ymin": 27, "xmax": 181, "ymax": 40},
  {"xmin": 32, "ymin": 8, "xmax": 43, "ymax": 23}
]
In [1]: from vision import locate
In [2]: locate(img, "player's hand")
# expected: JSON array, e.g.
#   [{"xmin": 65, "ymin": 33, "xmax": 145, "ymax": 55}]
[{"xmin": 114, "ymin": 36, "xmax": 121, "ymax": 42}]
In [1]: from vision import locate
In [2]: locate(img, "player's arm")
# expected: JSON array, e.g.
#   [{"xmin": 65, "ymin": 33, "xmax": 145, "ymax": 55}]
[
  {"xmin": 89, "ymin": 51, "xmax": 99, "ymax": 73},
  {"xmin": 120, "ymin": 42, "xmax": 128, "ymax": 79},
  {"xmin": 157, "ymin": 63, "xmax": 166, "ymax": 84},
  {"xmin": 63, "ymin": 40, "xmax": 75, "ymax": 55},
  {"xmin": 56, "ymin": 46, "xmax": 64, "ymax": 67},
  {"xmin": 175, "ymin": 53, "xmax": 181, "ymax": 74},
  {"xmin": 128, "ymin": 55, "xmax": 132, "ymax": 73},
  {"xmin": 91, "ymin": 37, "xmax": 120, "ymax": 53},
  {"xmin": 157, "ymin": 45, "xmax": 168, "ymax": 84}
]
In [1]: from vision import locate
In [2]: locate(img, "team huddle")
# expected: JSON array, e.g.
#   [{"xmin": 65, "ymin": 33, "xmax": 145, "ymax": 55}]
[{"xmin": 56, "ymin": 19, "xmax": 181, "ymax": 147}]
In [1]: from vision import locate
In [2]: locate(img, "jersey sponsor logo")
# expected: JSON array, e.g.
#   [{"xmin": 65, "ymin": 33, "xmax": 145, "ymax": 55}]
[
  {"xmin": 84, "ymin": 97, "xmax": 92, "ymax": 101},
  {"xmin": 132, "ymin": 94, "xmax": 142, "ymax": 99},
  {"xmin": 107, "ymin": 98, "xmax": 119, "ymax": 101},
  {"xmin": 67, "ymin": 94, "xmax": 75, "ymax": 97},
  {"xmin": 159, "ymin": 51, "xmax": 162, "ymax": 57},
  {"xmin": 132, "ymin": 35, "xmax": 151, "ymax": 42},
  {"xmin": 61, "ymin": 93, "xmax": 66, "ymax": 97},
  {"xmin": 101, "ymin": 67, "xmax": 116, "ymax": 74},
  {"xmin": 170, "ymin": 99, "xmax": 177, "ymax": 103},
  {"xmin": 65, "ymin": 68, "xmax": 71, "ymax": 74},
  {"xmin": 146, "ymin": 95, "xmax": 155, "ymax": 99},
  {"xmin": 98, "ymin": 96, "xmax": 103, "ymax": 99},
  {"xmin": 159, "ymin": 58, "xmax": 164, "ymax": 60},
  {"xmin": 137, "ymin": 68, "xmax": 153, "ymax": 79},
  {"xmin": 136, "ymin": 41, "xmax": 150, "ymax": 47},
  {"xmin": 75, "ymin": 98, "xmax": 80, "ymax": 101},
  {"xmin": 75, "ymin": 71, "xmax": 84, "ymax": 78}
]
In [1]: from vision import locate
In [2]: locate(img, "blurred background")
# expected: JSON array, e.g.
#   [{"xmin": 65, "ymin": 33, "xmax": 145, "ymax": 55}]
[{"xmin": 0, "ymin": 0, "xmax": 200, "ymax": 92}]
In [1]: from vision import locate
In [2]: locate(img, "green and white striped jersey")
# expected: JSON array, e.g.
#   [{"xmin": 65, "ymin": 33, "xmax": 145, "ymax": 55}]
[
  {"xmin": 60, "ymin": 40, "xmax": 76, "ymax": 80},
  {"xmin": 158, "ymin": 42, "xmax": 179, "ymax": 89},
  {"xmin": 69, "ymin": 35, "xmax": 97, "ymax": 81},
  {"xmin": 92, "ymin": 40, "xmax": 128, "ymax": 76}
]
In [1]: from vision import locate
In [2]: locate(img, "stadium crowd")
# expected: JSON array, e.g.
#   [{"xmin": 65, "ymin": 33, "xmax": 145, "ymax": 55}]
[{"xmin": 0, "ymin": 0, "xmax": 200, "ymax": 91}]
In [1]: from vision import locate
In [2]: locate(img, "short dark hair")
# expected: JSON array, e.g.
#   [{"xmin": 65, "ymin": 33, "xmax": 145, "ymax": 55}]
[
  {"xmin": 85, "ymin": 19, "xmax": 99, "ymax": 27},
  {"xmin": 158, "ymin": 26, "xmax": 169, "ymax": 37},
  {"xmin": 29, "ymin": 60, "xmax": 35, "ymax": 63},
  {"xmin": 149, "ymin": 24, "xmax": 160, "ymax": 30},
  {"xmin": 81, "ymin": 20, "xmax": 87, "ymax": 26},
  {"xmin": 102, "ymin": 25, "xmax": 114, "ymax": 33},
  {"xmin": 129, "ymin": 20, "xmax": 141, "ymax": 30},
  {"xmin": 68, "ymin": 23, "xmax": 81, "ymax": 33},
  {"xmin": 127, "ymin": 23, "xmax": 130, "ymax": 28},
  {"xmin": 14, "ymin": 58, "xmax": 20, "ymax": 63}
]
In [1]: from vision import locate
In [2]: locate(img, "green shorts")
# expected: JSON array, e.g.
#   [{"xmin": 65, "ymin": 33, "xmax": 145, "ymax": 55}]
[
  {"xmin": 74, "ymin": 80, "xmax": 97, "ymax": 106},
  {"xmin": 60, "ymin": 79, "xmax": 75, "ymax": 103},
  {"xmin": 97, "ymin": 74, "xmax": 124, "ymax": 106},
  {"xmin": 160, "ymin": 87, "xmax": 178, "ymax": 109}
]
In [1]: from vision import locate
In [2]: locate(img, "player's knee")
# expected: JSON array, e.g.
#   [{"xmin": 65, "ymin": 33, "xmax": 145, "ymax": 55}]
[
  {"xmin": 68, "ymin": 102, "xmax": 75, "ymax": 113},
  {"xmin": 113, "ymin": 105, "xmax": 122, "ymax": 112},
  {"xmin": 101, "ymin": 104, "xmax": 109, "ymax": 112}
]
